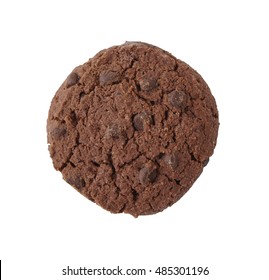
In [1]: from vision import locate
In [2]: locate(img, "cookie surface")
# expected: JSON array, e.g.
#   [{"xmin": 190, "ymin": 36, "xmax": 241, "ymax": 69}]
[{"xmin": 47, "ymin": 42, "xmax": 219, "ymax": 217}]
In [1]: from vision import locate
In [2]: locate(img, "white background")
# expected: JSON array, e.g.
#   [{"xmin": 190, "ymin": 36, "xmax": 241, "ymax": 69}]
[{"xmin": 0, "ymin": 0, "xmax": 268, "ymax": 279}]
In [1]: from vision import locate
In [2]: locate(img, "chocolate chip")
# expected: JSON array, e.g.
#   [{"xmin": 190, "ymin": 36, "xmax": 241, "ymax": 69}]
[
  {"xmin": 203, "ymin": 158, "xmax": 209, "ymax": 167},
  {"xmin": 133, "ymin": 112, "xmax": 152, "ymax": 131},
  {"xmin": 168, "ymin": 90, "xmax": 186, "ymax": 109},
  {"xmin": 139, "ymin": 77, "xmax": 158, "ymax": 91},
  {"xmin": 99, "ymin": 70, "xmax": 121, "ymax": 86},
  {"xmin": 51, "ymin": 123, "xmax": 67, "ymax": 140},
  {"xmin": 66, "ymin": 72, "xmax": 79, "ymax": 88},
  {"xmin": 139, "ymin": 166, "xmax": 158, "ymax": 185},
  {"xmin": 163, "ymin": 153, "xmax": 178, "ymax": 169},
  {"xmin": 66, "ymin": 176, "xmax": 85, "ymax": 190}
]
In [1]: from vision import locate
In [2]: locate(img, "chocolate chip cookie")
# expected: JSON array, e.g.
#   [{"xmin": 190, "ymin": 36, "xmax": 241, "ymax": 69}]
[{"xmin": 47, "ymin": 42, "xmax": 219, "ymax": 217}]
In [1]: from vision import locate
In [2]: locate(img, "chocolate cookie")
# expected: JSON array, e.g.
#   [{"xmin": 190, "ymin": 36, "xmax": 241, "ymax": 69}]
[{"xmin": 47, "ymin": 42, "xmax": 219, "ymax": 217}]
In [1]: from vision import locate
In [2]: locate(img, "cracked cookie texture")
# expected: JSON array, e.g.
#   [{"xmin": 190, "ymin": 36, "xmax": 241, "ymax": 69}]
[{"xmin": 47, "ymin": 42, "xmax": 219, "ymax": 217}]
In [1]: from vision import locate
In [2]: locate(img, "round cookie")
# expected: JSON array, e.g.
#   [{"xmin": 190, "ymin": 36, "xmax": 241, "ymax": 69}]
[{"xmin": 47, "ymin": 42, "xmax": 219, "ymax": 217}]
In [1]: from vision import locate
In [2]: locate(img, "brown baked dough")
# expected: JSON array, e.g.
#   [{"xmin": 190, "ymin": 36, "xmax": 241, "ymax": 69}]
[{"xmin": 47, "ymin": 42, "xmax": 219, "ymax": 217}]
